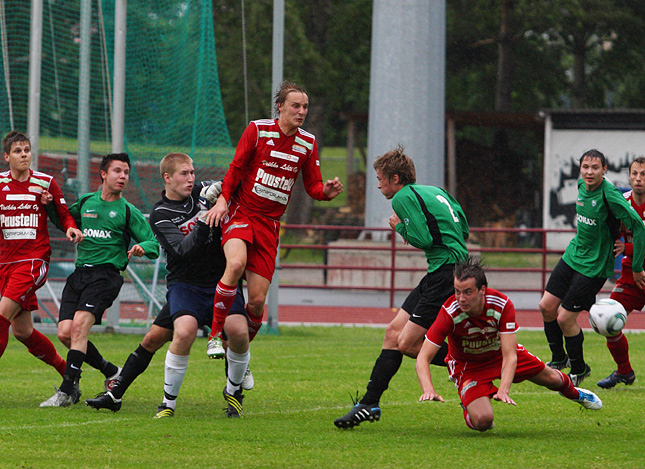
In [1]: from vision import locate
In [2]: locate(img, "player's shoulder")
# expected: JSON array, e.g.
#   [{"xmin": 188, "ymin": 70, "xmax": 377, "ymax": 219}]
[
  {"xmin": 624, "ymin": 189, "xmax": 633, "ymax": 201},
  {"xmin": 442, "ymin": 297, "xmax": 461, "ymax": 317},
  {"xmin": 30, "ymin": 169, "xmax": 54, "ymax": 183},
  {"xmin": 484, "ymin": 288, "xmax": 510, "ymax": 309},
  {"xmin": 296, "ymin": 127, "xmax": 316, "ymax": 140}
]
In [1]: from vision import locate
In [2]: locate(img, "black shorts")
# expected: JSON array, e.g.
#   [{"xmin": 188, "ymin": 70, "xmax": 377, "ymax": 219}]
[
  {"xmin": 59, "ymin": 266, "xmax": 124, "ymax": 325},
  {"xmin": 545, "ymin": 258, "xmax": 607, "ymax": 313},
  {"xmin": 401, "ymin": 263, "xmax": 455, "ymax": 329}
]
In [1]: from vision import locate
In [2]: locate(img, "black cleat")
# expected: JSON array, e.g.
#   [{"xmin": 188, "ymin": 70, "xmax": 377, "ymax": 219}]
[
  {"xmin": 568, "ymin": 363, "xmax": 592, "ymax": 386},
  {"xmin": 223, "ymin": 387, "xmax": 244, "ymax": 418},
  {"xmin": 85, "ymin": 392, "xmax": 122, "ymax": 412},
  {"xmin": 334, "ymin": 403, "xmax": 381, "ymax": 429},
  {"xmin": 596, "ymin": 370, "xmax": 636, "ymax": 389}
]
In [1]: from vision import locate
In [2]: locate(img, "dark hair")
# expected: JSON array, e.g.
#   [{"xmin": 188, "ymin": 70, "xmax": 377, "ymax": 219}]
[
  {"xmin": 579, "ymin": 149, "xmax": 607, "ymax": 167},
  {"xmin": 99, "ymin": 153, "xmax": 131, "ymax": 181},
  {"xmin": 454, "ymin": 257, "xmax": 488, "ymax": 289},
  {"xmin": 629, "ymin": 156, "xmax": 645, "ymax": 172},
  {"xmin": 273, "ymin": 81, "xmax": 307, "ymax": 116},
  {"xmin": 2, "ymin": 131, "xmax": 30, "ymax": 154},
  {"xmin": 372, "ymin": 145, "xmax": 416, "ymax": 186}
]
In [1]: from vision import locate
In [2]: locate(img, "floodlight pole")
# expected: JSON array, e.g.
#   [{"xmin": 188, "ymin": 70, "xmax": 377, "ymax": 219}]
[
  {"xmin": 112, "ymin": 0, "xmax": 126, "ymax": 153},
  {"xmin": 266, "ymin": 0, "xmax": 284, "ymax": 334},
  {"xmin": 77, "ymin": 0, "xmax": 92, "ymax": 196},
  {"xmin": 27, "ymin": 0, "xmax": 43, "ymax": 169}
]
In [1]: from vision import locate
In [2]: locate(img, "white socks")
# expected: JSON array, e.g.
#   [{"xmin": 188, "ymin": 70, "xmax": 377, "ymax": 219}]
[
  {"xmin": 162, "ymin": 350, "xmax": 189, "ymax": 409},
  {"xmin": 226, "ymin": 349, "xmax": 250, "ymax": 394}
]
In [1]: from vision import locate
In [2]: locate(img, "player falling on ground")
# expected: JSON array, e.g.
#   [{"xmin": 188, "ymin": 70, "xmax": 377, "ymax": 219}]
[
  {"xmin": 40, "ymin": 153, "xmax": 159, "ymax": 407},
  {"xmin": 539, "ymin": 149, "xmax": 645, "ymax": 387},
  {"xmin": 204, "ymin": 81, "xmax": 343, "ymax": 417},
  {"xmin": 335, "ymin": 145, "xmax": 469, "ymax": 429},
  {"xmin": 0, "ymin": 131, "xmax": 82, "ymax": 398},
  {"xmin": 416, "ymin": 258, "xmax": 602, "ymax": 432},
  {"xmin": 599, "ymin": 156, "xmax": 645, "ymax": 388}
]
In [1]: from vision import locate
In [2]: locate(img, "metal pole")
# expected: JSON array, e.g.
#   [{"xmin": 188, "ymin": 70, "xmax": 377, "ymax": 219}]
[
  {"xmin": 77, "ymin": 0, "xmax": 92, "ymax": 196},
  {"xmin": 112, "ymin": 0, "xmax": 126, "ymax": 153},
  {"xmin": 266, "ymin": 0, "xmax": 284, "ymax": 333},
  {"xmin": 28, "ymin": 0, "xmax": 43, "ymax": 169}
]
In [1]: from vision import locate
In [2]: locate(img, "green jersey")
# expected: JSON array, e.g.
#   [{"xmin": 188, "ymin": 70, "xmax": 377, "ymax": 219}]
[
  {"xmin": 70, "ymin": 191, "xmax": 159, "ymax": 270},
  {"xmin": 563, "ymin": 179, "xmax": 645, "ymax": 278},
  {"xmin": 391, "ymin": 184, "xmax": 469, "ymax": 273}
]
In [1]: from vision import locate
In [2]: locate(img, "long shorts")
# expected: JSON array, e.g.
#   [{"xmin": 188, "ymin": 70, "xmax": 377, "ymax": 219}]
[
  {"xmin": 221, "ymin": 202, "xmax": 280, "ymax": 282},
  {"xmin": 0, "ymin": 260, "xmax": 48, "ymax": 311},
  {"xmin": 401, "ymin": 263, "xmax": 455, "ymax": 329},
  {"xmin": 59, "ymin": 266, "xmax": 124, "ymax": 324},
  {"xmin": 610, "ymin": 280, "xmax": 645, "ymax": 314},
  {"xmin": 545, "ymin": 258, "xmax": 606, "ymax": 312},
  {"xmin": 448, "ymin": 344, "xmax": 545, "ymax": 407},
  {"xmin": 165, "ymin": 282, "xmax": 246, "ymax": 329}
]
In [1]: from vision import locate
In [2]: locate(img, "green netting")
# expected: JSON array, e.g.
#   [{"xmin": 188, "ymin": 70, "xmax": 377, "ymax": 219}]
[{"xmin": 0, "ymin": 0, "xmax": 233, "ymax": 210}]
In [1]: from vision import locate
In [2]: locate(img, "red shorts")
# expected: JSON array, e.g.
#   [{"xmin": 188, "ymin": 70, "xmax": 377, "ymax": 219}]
[
  {"xmin": 610, "ymin": 281, "xmax": 645, "ymax": 314},
  {"xmin": 0, "ymin": 260, "xmax": 49, "ymax": 311},
  {"xmin": 447, "ymin": 344, "xmax": 546, "ymax": 407},
  {"xmin": 221, "ymin": 202, "xmax": 280, "ymax": 282}
]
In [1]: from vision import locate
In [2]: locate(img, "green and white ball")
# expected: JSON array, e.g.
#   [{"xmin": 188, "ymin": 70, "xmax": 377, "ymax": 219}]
[{"xmin": 589, "ymin": 298, "xmax": 627, "ymax": 337}]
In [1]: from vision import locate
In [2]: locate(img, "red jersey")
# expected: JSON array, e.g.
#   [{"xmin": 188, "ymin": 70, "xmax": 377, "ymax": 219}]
[
  {"xmin": 221, "ymin": 119, "xmax": 330, "ymax": 220},
  {"xmin": 617, "ymin": 190, "xmax": 645, "ymax": 285},
  {"xmin": 0, "ymin": 169, "xmax": 76, "ymax": 264},
  {"xmin": 425, "ymin": 288, "xmax": 519, "ymax": 365}
]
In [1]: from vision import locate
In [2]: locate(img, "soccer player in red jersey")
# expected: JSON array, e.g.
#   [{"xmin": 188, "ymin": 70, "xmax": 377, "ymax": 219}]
[
  {"xmin": 0, "ymin": 131, "xmax": 83, "ymax": 391},
  {"xmin": 204, "ymin": 81, "xmax": 343, "ymax": 415},
  {"xmin": 600, "ymin": 157, "xmax": 645, "ymax": 388},
  {"xmin": 416, "ymin": 258, "xmax": 602, "ymax": 432}
]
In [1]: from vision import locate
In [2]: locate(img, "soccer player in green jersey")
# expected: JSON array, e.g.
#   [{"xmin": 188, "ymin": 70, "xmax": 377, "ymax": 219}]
[
  {"xmin": 335, "ymin": 145, "xmax": 469, "ymax": 428},
  {"xmin": 539, "ymin": 149, "xmax": 645, "ymax": 387},
  {"xmin": 40, "ymin": 153, "xmax": 160, "ymax": 407}
]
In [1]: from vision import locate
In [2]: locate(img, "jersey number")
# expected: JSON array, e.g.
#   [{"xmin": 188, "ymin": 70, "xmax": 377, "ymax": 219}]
[{"xmin": 436, "ymin": 195, "xmax": 460, "ymax": 222}]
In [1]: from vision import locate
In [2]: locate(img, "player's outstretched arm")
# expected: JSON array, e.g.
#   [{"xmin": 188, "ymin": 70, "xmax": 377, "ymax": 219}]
[
  {"xmin": 204, "ymin": 195, "xmax": 228, "ymax": 227},
  {"xmin": 416, "ymin": 340, "xmax": 444, "ymax": 403}
]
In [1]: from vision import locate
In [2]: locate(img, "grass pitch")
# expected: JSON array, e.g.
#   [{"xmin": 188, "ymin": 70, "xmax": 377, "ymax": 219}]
[{"xmin": 1, "ymin": 326, "xmax": 643, "ymax": 468}]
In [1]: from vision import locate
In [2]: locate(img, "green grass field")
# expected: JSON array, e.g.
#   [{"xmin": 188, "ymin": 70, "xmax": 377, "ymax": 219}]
[{"xmin": 1, "ymin": 327, "xmax": 643, "ymax": 468}]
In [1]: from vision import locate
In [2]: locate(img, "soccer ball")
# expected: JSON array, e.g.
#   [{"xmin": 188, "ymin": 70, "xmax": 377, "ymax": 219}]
[{"xmin": 588, "ymin": 299, "xmax": 627, "ymax": 337}]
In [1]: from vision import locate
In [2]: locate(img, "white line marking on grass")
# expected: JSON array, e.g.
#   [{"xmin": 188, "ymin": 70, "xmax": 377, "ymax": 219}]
[{"xmin": 0, "ymin": 417, "xmax": 126, "ymax": 432}]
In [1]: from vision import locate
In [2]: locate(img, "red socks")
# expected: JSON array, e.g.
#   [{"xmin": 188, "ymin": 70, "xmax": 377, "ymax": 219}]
[
  {"xmin": 606, "ymin": 332, "xmax": 633, "ymax": 375},
  {"xmin": 20, "ymin": 329, "xmax": 67, "ymax": 377},
  {"xmin": 211, "ymin": 282, "xmax": 237, "ymax": 338},
  {"xmin": 555, "ymin": 369, "xmax": 579, "ymax": 400},
  {"xmin": 0, "ymin": 315, "xmax": 10, "ymax": 358},
  {"xmin": 247, "ymin": 307, "xmax": 263, "ymax": 342}
]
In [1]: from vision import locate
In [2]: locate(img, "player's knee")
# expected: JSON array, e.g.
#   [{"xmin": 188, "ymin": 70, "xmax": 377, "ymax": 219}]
[
  {"xmin": 539, "ymin": 300, "xmax": 557, "ymax": 321},
  {"xmin": 246, "ymin": 298, "xmax": 266, "ymax": 318},
  {"xmin": 57, "ymin": 331, "xmax": 71, "ymax": 348},
  {"xmin": 226, "ymin": 257, "xmax": 246, "ymax": 279},
  {"xmin": 397, "ymin": 336, "xmax": 416, "ymax": 358},
  {"xmin": 141, "ymin": 330, "xmax": 170, "ymax": 352},
  {"xmin": 471, "ymin": 413, "xmax": 494, "ymax": 431}
]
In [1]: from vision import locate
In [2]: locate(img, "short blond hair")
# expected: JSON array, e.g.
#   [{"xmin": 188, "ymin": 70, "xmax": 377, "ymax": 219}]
[{"xmin": 160, "ymin": 153, "xmax": 192, "ymax": 179}]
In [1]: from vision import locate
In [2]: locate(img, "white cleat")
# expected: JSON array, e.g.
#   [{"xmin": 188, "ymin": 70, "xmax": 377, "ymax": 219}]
[
  {"xmin": 207, "ymin": 336, "xmax": 225, "ymax": 359},
  {"xmin": 242, "ymin": 368, "xmax": 255, "ymax": 390},
  {"xmin": 576, "ymin": 387, "xmax": 602, "ymax": 410}
]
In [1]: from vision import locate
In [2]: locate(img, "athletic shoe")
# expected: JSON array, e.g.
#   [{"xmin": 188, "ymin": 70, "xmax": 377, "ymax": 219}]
[
  {"xmin": 154, "ymin": 404, "xmax": 175, "ymax": 419},
  {"xmin": 596, "ymin": 370, "xmax": 636, "ymax": 389},
  {"xmin": 334, "ymin": 403, "xmax": 381, "ymax": 429},
  {"xmin": 85, "ymin": 391, "xmax": 122, "ymax": 412},
  {"xmin": 242, "ymin": 368, "xmax": 255, "ymax": 391},
  {"xmin": 575, "ymin": 387, "xmax": 602, "ymax": 410},
  {"xmin": 546, "ymin": 355, "xmax": 570, "ymax": 370},
  {"xmin": 207, "ymin": 336, "xmax": 225, "ymax": 359},
  {"xmin": 104, "ymin": 367, "xmax": 122, "ymax": 393},
  {"xmin": 40, "ymin": 387, "xmax": 75, "ymax": 407},
  {"xmin": 71, "ymin": 378, "xmax": 82, "ymax": 404},
  {"xmin": 223, "ymin": 386, "xmax": 244, "ymax": 418},
  {"xmin": 568, "ymin": 364, "xmax": 592, "ymax": 386}
]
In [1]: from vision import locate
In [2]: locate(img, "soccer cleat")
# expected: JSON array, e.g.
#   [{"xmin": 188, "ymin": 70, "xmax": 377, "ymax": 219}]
[
  {"xmin": 154, "ymin": 405, "xmax": 175, "ymax": 419},
  {"xmin": 334, "ymin": 403, "xmax": 382, "ymax": 429},
  {"xmin": 575, "ymin": 387, "xmax": 602, "ymax": 410},
  {"xmin": 242, "ymin": 368, "xmax": 255, "ymax": 391},
  {"xmin": 71, "ymin": 378, "xmax": 82, "ymax": 404},
  {"xmin": 596, "ymin": 370, "xmax": 636, "ymax": 389},
  {"xmin": 104, "ymin": 367, "xmax": 122, "ymax": 393},
  {"xmin": 546, "ymin": 355, "xmax": 570, "ymax": 370},
  {"xmin": 207, "ymin": 336, "xmax": 225, "ymax": 359},
  {"xmin": 568, "ymin": 364, "xmax": 592, "ymax": 386},
  {"xmin": 85, "ymin": 391, "xmax": 122, "ymax": 412},
  {"xmin": 223, "ymin": 386, "xmax": 244, "ymax": 418},
  {"xmin": 40, "ymin": 387, "xmax": 76, "ymax": 408}
]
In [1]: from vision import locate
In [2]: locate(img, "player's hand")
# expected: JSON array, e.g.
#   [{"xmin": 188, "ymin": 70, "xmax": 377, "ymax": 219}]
[
  {"xmin": 419, "ymin": 391, "xmax": 444, "ymax": 403},
  {"xmin": 389, "ymin": 212, "xmax": 401, "ymax": 230},
  {"xmin": 613, "ymin": 239, "xmax": 625, "ymax": 257},
  {"xmin": 493, "ymin": 391, "xmax": 516, "ymax": 406},
  {"xmin": 40, "ymin": 190, "xmax": 53, "ymax": 205},
  {"xmin": 127, "ymin": 244, "xmax": 145, "ymax": 259},
  {"xmin": 633, "ymin": 270, "xmax": 645, "ymax": 289},
  {"xmin": 322, "ymin": 177, "xmax": 343, "ymax": 199},
  {"xmin": 204, "ymin": 195, "xmax": 228, "ymax": 227},
  {"xmin": 199, "ymin": 181, "xmax": 223, "ymax": 206},
  {"xmin": 66, "ymin": 227, "xmax": 83, "ymax": 244}
]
